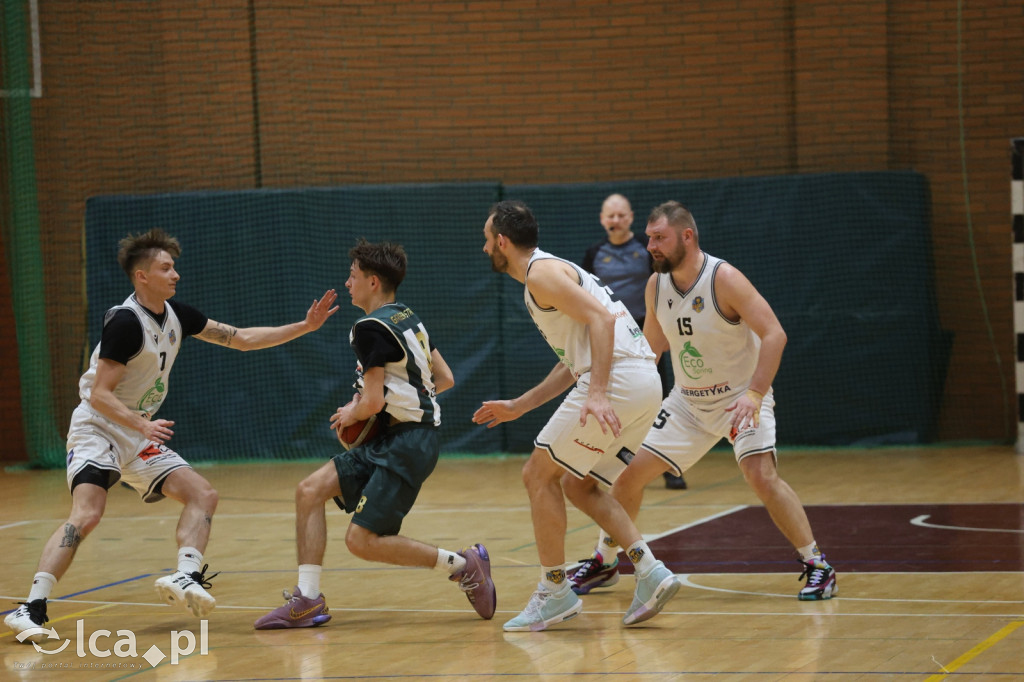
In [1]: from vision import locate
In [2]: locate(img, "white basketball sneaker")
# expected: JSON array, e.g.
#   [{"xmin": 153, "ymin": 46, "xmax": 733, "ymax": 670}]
[{"xmin": 155, "ymin": 564, "xmax": 218, "ymax": 618}]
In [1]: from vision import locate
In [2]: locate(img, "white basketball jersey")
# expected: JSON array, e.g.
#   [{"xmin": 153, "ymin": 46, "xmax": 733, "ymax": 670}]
[
  {"xmin": 654, "ymin": 253, "xmax": 760, "ymax": 406},
  {"xmin": 525, "ymin": 248, "xmax": 654, "ymax": 379},
  {"xmin": 78, "ymin": 294, "xmax": 183, "ymax": 418}
]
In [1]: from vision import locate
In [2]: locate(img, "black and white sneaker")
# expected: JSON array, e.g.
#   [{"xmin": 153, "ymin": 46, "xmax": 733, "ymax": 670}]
[
  {"xmin": 155, "ymin": 564, "xmax": 219, "ymax": 617},
  {"xmin": 4, "ymin": 599, "xmax": 49, "ymax": 643}
]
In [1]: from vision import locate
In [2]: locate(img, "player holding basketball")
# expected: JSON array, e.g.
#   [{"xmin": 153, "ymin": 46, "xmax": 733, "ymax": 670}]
[
  {"xmin": 4, "ymin": 228, "xmax": 339, "ymax": 643},
  {"xmin": 473, "ymin": 200, "xmax": 680, "ymax": 632},
  {"xmin": 569, "ymin": 201, "xmax": 837, "ymax": 600},
  {"xmin": 254, "ymin": 239, "xmax": 495, "ymax": 630}
]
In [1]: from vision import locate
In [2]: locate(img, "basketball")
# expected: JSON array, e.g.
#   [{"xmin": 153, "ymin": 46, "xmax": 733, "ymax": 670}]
[{"xmin": 336, "ymin": 414, "xmax": 380, "ymax": 450}]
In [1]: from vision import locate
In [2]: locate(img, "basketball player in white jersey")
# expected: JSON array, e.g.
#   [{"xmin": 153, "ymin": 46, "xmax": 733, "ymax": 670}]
[
  {"xmin": 4, "ymin": 228, "xmax": 339, "ymax": 643},
  {"xmin": 571, "ymin": 201, "xmax": 837, "ymax": 601},
  {"xmin": 473, "ymin": 200, "xmax": 681, "ymax": 631}
]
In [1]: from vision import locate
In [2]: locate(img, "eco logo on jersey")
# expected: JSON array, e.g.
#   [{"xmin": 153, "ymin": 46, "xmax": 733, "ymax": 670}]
[
  {"xmin": 136, "ymin": 376, "xmax": 166, "ymax": 413},
  {"xmin": 678, "ymin": 341, "xmax": 712, "ymax": 380},
  {"xmin": 554, "ymin": 347, "xmax": 577, "ymax": 375}
]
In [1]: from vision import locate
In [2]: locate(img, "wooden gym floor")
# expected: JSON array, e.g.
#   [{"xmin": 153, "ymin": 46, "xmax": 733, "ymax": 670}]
[{"xmin": 2, "ymin": 445, "xmax": 1023, "ymax": 681}]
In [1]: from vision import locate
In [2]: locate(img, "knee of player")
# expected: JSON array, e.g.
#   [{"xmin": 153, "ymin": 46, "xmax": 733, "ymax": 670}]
[
  {"xmin": 561, "ymin": 474, "xmax": 593, "ymax": 505},
  {"xmin": 295, "ymin": 475, "xmax": 328, "ymax": 507},
  {"xmin": 68, "ymin": 500, "xmax": 106, "ymax": 536},
  {"xmin": 195, "ymin": 484, "xmax": 219, "ymax": 513},
  {"xmin": 740, "ymin": 464, "xmax": 777, "ymax": 495},
  {"xmin": 520, "ymin": 454, "xmax": 555, "ymax": 490},
  {"xmin": 71, "ymin": 512, "xmax": 103, "ymax": 537},
  {"xmin": 344, "ymin": 525, "xmax": 376, "ymax": 560}
]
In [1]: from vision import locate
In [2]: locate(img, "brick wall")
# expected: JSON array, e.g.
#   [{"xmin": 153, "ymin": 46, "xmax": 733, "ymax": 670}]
[{"xmin": 4, "ymin": 0, "xmax": 1022, "ymax": 458}]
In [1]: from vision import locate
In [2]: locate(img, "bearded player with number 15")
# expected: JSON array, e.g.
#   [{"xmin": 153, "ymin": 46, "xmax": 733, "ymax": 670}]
[{"xmin": 254, "ymin": 239, "xmax": 496, "ymax": 630}]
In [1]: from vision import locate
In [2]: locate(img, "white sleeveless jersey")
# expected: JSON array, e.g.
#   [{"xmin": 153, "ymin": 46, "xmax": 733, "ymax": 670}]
[
  {"xmin": 654, "ymin": 253, "xmax": 760, "ymax": 406},
  {"xmin": 525, "ymin": 248, "xmax": 654, "ymax": 379},
  {"xmin": 78, "ymin": 294, "xmax": 183, "ymax": 418}
]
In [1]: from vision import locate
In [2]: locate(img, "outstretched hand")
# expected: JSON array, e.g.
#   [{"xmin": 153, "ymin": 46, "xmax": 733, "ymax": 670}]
[
  {"xmin": 305, "ymin": 289, "xmax": 339, "ymax": 330},
  {"xmin": 472, "ymin": 399, "xmax": 522, "ymax": 428}
]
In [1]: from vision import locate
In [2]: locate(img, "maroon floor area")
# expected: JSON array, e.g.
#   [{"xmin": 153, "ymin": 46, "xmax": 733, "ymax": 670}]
[{"xmin": 623, "ymin": 504, "xmax": 1024, "ymax": 574}]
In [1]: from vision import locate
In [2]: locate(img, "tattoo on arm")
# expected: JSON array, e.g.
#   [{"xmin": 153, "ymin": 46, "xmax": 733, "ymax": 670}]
[
  {"xmin": 202, "ymin": 323, "xmax": 238, "ymax": 347},
  {"xmin": 204, "ymin": 514, "xmax": 212, "ymax": 526},
  {"xmin": 59, "ymin": 523, "xmax": 82, "ymax": 549}
]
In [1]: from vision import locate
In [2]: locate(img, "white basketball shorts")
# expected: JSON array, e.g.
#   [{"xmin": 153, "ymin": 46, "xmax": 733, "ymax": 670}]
[
  {"xmin": 536, "ymin": 358, "xmax": 662, "ymax": 485},
  {"xmin": 65, "ymin": 402, "xmax": 190, "ymax": 502}
]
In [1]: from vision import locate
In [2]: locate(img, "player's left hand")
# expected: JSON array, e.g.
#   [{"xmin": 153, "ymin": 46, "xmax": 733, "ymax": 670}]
[
  {"xmin": 330, "ymin": 400, "xmax": 359, "ymax": 431},
  {"xmin": 726, "ymin": 389, "xmax": 763, "ymax": 431},
  {"xmin": 305, "ymin": 289, "xmax": 339, "ymax": 330}
]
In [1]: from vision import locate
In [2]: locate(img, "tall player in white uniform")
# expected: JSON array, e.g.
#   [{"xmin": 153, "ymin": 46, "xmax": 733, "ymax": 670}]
[
  {"xmin": 571, "ymin": 201, "xmax": 837, "ymax": 601},
  {"xmin": 4, "ymin": 228, "xmax": 339, "ymax": 643},
  {"xmin": 473, "ymin": 200, "xmax": 681, "ymax": 632}
]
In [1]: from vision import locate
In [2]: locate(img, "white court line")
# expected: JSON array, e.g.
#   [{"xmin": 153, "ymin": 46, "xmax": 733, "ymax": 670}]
[
  {"xmin": 678, "ymin": 574, "xmax": 1024, "ymax": 604},
  {"xmin": 642, "ymin": 504, "xmax": 747, "ymax": 542},
  {"xmin": 0, "ymin": 521, "xmax": 32, "ymax": 530},
  {"xmin": 910, "ymin": 514, "xmax": 1024, "ymax": 534}
]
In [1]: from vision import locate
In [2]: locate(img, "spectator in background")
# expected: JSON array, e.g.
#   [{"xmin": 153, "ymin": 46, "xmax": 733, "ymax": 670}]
[{"xmin": 581, "ymin": 194, "xmax": 686, "ymax": 491}]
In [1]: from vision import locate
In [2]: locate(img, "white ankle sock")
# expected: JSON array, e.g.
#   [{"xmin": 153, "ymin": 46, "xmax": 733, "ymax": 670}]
[
  {"xmin": 28, "ymin": 572, "xmax": 56, "ymax": 602},
  {"xmin": 177, "ymin": 547, "xmax": 202, "ymax": 575},
  {"xmin": 797, "ymin": 542, "xmax": 820, "ymax": 562},
  {"xmin": 597, "ymin": 532, "xmax": 620, "ymax": 563},
  {"xmin": 625, "ymin": 540, "xmax": 657, "ymax": 575},
  {"xmin": 297, "ymin": 564, "xmax": 322, "ymax": 598},
  {"xmin": 436, "ymin": 549, "xmax": 466, "ymax": 575},
  {"xmin": 541, "ymin": 565, "xmax": 569, "ymax": 593}
]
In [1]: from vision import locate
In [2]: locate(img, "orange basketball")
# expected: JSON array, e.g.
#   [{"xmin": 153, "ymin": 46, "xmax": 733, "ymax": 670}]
[{"xmin": 336, "ymin": 414, "xmax": 380, "ymax": 450}]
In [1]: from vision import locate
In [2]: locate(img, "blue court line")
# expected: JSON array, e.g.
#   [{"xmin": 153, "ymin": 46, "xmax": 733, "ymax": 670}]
[{"xmin": 1, "ymin": 572, "xmax": 155, "ymax": 616}]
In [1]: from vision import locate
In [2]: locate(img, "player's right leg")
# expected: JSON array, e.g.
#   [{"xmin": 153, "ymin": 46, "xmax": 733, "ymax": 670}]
[
  {"xmin": 503, "ymin": 448, "xmax": 583, "ymax": 632},
  {"xmin": 566, "ymin": 450, "xmax": 669, "ymax": 595},
  {"xmin": 5, "ymin": 480, "xmax": 108, "ymax": 643},
  {"xmin": 570, "ymin": 388, "xmax": 715, "ymax": 596},
  {"xmin": 255, "ymin": 459, "xmax": 342, "ymax": 630},
  {"xmin": 152, "ymin": 466, "xmax": 221, "ymax": 618}
]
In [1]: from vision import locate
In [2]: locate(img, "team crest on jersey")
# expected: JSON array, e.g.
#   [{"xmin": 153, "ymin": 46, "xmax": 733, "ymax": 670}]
[
  {"xmin": 168, "ymin": 329, "xmax": 177, "ymax": 345},
  {"xmin": 692, "ymin": 296, "xmax": 705, "ymax": 313}
]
